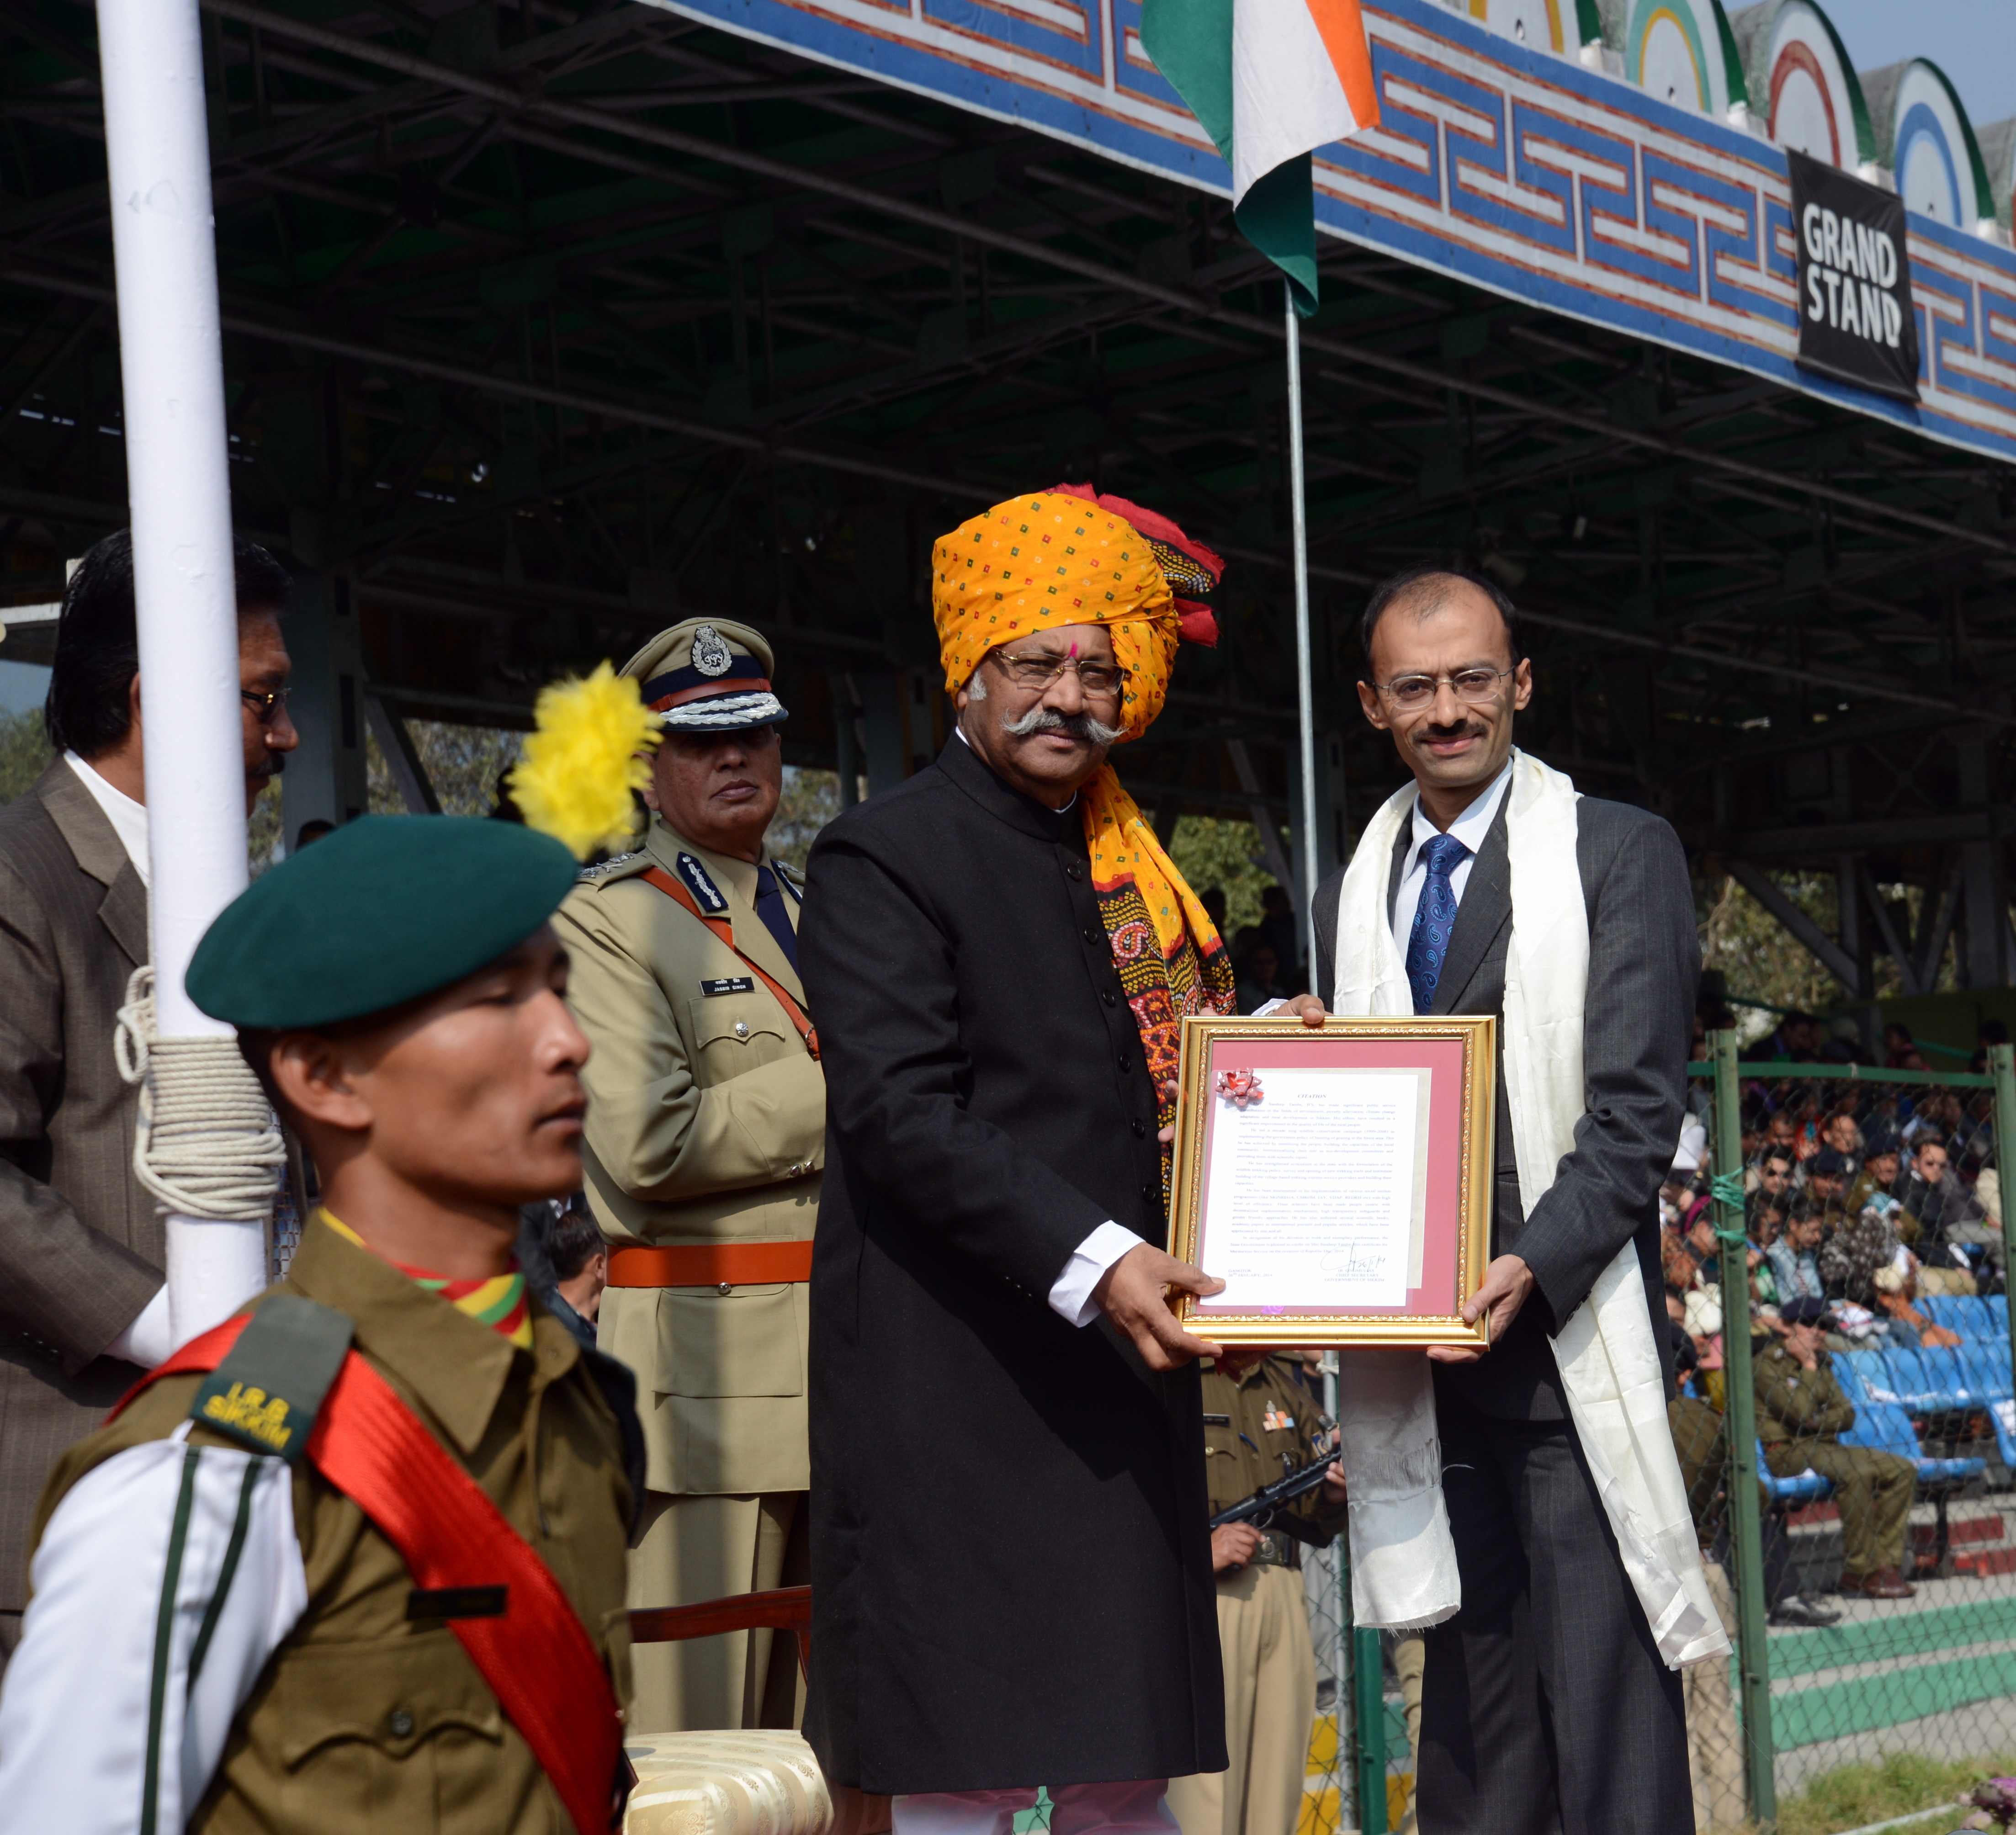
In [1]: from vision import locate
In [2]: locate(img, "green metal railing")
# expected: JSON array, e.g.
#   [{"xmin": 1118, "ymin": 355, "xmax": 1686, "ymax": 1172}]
[{"xmin": 1689, "ymin": 1034, "xmax": 2016, "ymax": 1831}]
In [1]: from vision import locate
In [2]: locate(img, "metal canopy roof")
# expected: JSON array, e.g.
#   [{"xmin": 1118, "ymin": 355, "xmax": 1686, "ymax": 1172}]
[{"xmin": 4, "ymin": 0, "xmax": 2016, "ymax": 991}]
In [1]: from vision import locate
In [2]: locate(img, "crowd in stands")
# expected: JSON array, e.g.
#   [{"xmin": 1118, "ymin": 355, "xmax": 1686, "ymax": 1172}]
[{"xmin": 1666, "ymin": 995, "xmax": 2016, "ymax": 1630}]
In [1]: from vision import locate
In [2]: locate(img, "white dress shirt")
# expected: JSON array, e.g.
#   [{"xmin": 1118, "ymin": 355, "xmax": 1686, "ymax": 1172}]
[
  {"xmin": 64, "ymin": 749, "xmax": 150, "ymax": 888},
  {"xmin": 1391, "ymin": 760, "xmax": 1513, "ymax": 940}
]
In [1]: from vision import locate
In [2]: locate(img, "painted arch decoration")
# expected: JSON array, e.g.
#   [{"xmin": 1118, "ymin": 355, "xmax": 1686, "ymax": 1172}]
[
  {"xmin": 1862, "ymin": 60, "xmax": 1998, "ymax": 239},
  {"xmin": 1464, "ymin": 0, "xmax": 1569, "ymax": 57},
  {"xmin": 639, "ymin": 0, "xmax": 2016, "ymax": 465},
  {"xmin": 1729, "ymin": 0, "xmax": 1874, "ymax": 173},
  {"xmin": 1623, "ymin": 0, "xmax": 1743, "ymax": 121}
]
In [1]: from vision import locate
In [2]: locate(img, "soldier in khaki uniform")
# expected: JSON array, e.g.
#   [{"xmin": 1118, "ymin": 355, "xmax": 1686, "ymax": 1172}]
[
  {"xmin": 0, "ymin": 815, "xmax": 639, "ymax": 1833},
  {"xmin": 1168, "ymin": 1353, "xmax": 1346, "ymax": 1835},
  {"xmin": 1757, "ymin": 1295, "xmax": 1917, "ymax": 1599},
  {"xmin": 555, "ymin": 617, "xmax": 823, "ymax": 1735}
]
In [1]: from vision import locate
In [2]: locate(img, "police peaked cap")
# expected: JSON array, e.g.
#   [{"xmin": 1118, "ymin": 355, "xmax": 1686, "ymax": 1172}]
[{"xmin": 186, "ymin": 815, "xmax": 580, "ymax": 1029}]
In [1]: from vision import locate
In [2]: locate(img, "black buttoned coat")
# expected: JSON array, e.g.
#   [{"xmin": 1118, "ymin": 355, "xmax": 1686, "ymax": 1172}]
[{"xmin": 797, "ymin": 737, "xmax": 1225, "ymax": 1795}]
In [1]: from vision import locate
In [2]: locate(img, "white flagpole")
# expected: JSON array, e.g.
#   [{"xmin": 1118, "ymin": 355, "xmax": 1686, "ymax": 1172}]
[
  {"xmin": 99, "ymin": 0, "xmax": 273, "ymax": 1347},
  {"xmin": 1285, "ymin": 287, "xmax": 1321, "ymax": 993}
]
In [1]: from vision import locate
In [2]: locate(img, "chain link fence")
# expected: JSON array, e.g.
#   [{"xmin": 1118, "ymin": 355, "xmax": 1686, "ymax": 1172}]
[{"xmin": 1673, "ymin": 1038, "xmax": 2016, "ymax": 1834}]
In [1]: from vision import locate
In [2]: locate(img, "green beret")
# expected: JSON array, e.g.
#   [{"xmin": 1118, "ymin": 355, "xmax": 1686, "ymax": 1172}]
[{"xmin": 187, "ymin": 815, "xmax": 579, "ymax": 1029}]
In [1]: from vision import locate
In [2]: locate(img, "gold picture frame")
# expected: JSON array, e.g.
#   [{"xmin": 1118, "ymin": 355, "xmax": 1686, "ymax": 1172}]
[{"xmin": 1166, "ymin": 1013, "xmax": 1496, "ymax": 1347}]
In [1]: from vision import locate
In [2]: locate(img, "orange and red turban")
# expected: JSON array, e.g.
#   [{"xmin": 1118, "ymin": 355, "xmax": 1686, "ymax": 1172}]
[{"xmin": 931, "ymin": 484, "xmax": 1236, "ymax": 1178}]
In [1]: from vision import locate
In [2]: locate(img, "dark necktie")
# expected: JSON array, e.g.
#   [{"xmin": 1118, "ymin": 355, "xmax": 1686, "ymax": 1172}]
[
  {"xmin": 1406, "ymin": 833, "xmax": 1470, "ymax": 1015},
  {"xmin": 752, "ymin": 864, "xmax": 801, "ymax": 973}
]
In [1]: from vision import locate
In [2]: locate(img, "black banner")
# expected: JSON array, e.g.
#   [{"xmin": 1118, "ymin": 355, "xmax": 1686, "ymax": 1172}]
[{"xmin": 1789, "ymin": 148, "xmax": 1920, "ymax": 403}]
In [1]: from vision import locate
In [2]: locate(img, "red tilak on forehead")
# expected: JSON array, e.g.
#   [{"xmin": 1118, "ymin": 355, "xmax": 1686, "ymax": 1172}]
[{"xmin": 1068, "ymin": 640, "xmax": 1080, "ymax": 658}]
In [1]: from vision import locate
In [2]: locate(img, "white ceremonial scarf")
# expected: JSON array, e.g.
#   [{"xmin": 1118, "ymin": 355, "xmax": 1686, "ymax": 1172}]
[{"xmin": 1330, "ymin": 748, "xmax": 1728, "ymax": 1668}]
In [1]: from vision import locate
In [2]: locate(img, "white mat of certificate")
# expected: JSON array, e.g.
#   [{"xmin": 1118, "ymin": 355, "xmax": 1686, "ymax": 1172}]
[{"xmin": 1199, "ymin": 1067, "xmax": 1432, "ymax": 1309}]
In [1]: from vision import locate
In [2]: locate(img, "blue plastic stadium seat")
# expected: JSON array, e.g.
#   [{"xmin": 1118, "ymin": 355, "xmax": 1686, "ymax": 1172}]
[
  {"xmin": 1920, "ymin": 1296, "xmax": 1983, "ymax": 1336},
  {"xmin": 1841, "ymin": 1399, "xmax": 1986, "ymax": 1484},
  {"xmin": 1917, "ymin": 1345, "xmax": 1977, "ymax": 1411},
  {"xmin": 1839, "ymin": 1349, "xmax": 1900, "ymax": 1406},
  {"xmin": 1992, "ymin": 1296, "xmax": 2010, "ymax": 1338},
  {"xmin": 1963, "ymin": 1340, "xmax": 2014, "ymax": 1404},
  {"xmin": 1755, "ymin": 1438, "xmax": 1833, "ymax": 1503}
]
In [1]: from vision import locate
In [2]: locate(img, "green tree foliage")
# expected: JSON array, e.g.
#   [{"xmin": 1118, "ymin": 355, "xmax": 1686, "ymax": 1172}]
[
  {"xmin": 0, "ymin": 707, "xmax": 51, "ymax": 807},
  {"xmin": 1167, "ymin": 815, "xmax": 1280, "ymax": 938},
  {"xmin": 365, "ymin": 720, "xmax": 525, "ymax": 819}
]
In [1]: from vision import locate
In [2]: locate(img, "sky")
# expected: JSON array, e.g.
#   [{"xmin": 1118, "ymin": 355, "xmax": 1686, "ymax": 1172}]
[
  {"xmin": 1814, "ymin": 0, "xmax": 2016, "ymax": 133},
  {"xmin": 0, "ymin": 662, "xmax": 50, "ymax": 718}
]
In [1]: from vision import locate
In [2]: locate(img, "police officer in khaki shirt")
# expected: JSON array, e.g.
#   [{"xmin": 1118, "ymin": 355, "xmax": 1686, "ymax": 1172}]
[
  {"xmin": 555, "ymin": 617, "xmax": 823, "ymax": 1735},
  {"xmin": 1168, "ymin": 1352, "xmax": 1346, "ymax": 1835}
]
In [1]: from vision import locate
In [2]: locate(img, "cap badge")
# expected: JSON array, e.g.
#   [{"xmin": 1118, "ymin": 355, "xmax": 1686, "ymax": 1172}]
[{"xmin": 691, "ymin": 624, "xmax": 733, "ymax": 677}]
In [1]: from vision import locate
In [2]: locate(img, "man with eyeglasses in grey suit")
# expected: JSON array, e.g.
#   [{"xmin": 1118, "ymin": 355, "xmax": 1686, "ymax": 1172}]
[
  {"xmin": 1275, "ymin": 565, "xmax": 1701, "ymax": 1835},
  {"xmin": 0, "ymin": 529, "xmax": 296, "ymax": 1671}
]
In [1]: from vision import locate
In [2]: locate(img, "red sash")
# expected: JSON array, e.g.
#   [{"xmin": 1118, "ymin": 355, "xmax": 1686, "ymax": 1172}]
[{"xmin": 113, "ymin": 1319, "xmax": 624, "ymax": 1835}]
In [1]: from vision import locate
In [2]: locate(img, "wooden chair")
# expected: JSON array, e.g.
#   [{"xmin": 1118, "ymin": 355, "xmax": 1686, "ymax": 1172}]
[{"xmin": 629, "ymin": 1587, "xmax": 892, "ymax": 1835}]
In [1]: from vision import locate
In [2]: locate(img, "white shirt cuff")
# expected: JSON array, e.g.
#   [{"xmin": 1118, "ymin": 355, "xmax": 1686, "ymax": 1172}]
[
  {"xmin": 1047, "ymin": 1220, "xmax": 1145, "ymax": 1327},
  {"xmin": 105, "ymin": 1284, "xmax": 172, "ymax": 1369},
  {"xmin": 1252, "ymin": 997, "xmax": 1289, "ymax": 1018}
]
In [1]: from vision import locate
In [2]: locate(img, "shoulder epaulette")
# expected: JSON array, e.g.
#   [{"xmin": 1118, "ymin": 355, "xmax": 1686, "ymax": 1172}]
[
  {"xmin": 578, "ymin": 849, "xmax": 645, "ymax": 885},
  {"xmin": 187, "ymin": 1293, "xmax": 353, "ymax": 1464}
]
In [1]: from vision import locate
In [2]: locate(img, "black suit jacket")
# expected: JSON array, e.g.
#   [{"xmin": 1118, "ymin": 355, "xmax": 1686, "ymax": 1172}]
[
  {"xmin": 1314, "ymin": 788, "xmax": 1692, "ymax": 1419},
  {"xmin": 798, "ymin": 737, "xmax": 1223, "ymax": 1792}
]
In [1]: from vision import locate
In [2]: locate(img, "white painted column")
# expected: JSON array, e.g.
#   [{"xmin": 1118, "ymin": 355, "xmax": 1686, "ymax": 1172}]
[{"xmin": 98, "ymin": 0, "xmax": 270, "ymax": 1344}]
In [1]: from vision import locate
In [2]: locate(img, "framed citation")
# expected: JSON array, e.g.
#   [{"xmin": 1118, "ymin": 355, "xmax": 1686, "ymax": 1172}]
[{"xmin": 1166, "ymin": 1015, "xmax": 1496, "ymax": 1347}]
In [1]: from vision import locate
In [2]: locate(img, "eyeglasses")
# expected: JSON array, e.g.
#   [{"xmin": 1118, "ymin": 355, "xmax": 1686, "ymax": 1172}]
[
  {"xmin": 240, "ymin": 687, "xmax": 292, "ymax": 722},
  {"xmin": 991, "ymin": 651, "xmax": 1129, "ymax": 699},
  {"xmin": 1373, "ymin": 667, "xmax": 1516, "ymax": 711}
]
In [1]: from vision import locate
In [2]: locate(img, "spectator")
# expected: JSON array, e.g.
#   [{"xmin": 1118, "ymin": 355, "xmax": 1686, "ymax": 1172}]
[
  {"xmin": 1821, "ymin": 1017, "xmax": 1871, "ymax": 1065},
  {"xmin": 1748, "ymin": 1195, "xmax": 1786, "ymax": 1309},
  {"xmin": 540, "ymin": 1202, "xmax": 609, "ymax": 1352},
  {"xmin": 0, "ymin": 528, "xmax": 297, "ymax": 1671},
  {"xmin": 1895, "ymin": 1138, "xmax": 1981, "ymax": 1251},
  {"xmin": 1763, "ymin": 1012, "xmax": 1824, "ymax": 1062},
  {"xmin": 1819, "ymin": 1108, "xmax": 1862, "ymax": 1174},
  {"xmin": 1972, "ymin": 1019, "xmax": 2010, "ymax": 1076},
  {"xmin": 293, "ymin": 817, "xmax": 334, "ymax": 850},
  {"xmin": 1870, "ymin": 1260, "xmax": 1963, "ymax": 1348},
  {"xmin": 1883, "ymin": 1022, "xmax": 1915, "ymax": 1067},
  {"xmin": 1755, "ymin": 1297, "xmax": 1918, "ymax": 1599},
  {"xmin": 1819, "ymin": 1193, "xmax": 1903, "ymax": 1306},
  {"xmin": 1752, "ymin": 1149, "xmax": 1795, "ymax": 1205},
  {"xmin": 1233, "ymin": 931, "xmax": 1285, "ymax": 1015},
  {"xmin": 1198, "ymin": 886, "xmax": 1228, "ymax": 937},
  {"xmin": 1939, "ymin": 1166, "xmax": 2004, "ymax": 1288},
  {"xmin": 1846, "ymin": 1133, "xmax": 1900, "ymax": 1218},
  {"xmin": 1664, "ymin": 1201, "xmax": 1719, "ymax": 1297},
  {"xmin": 1254, "ymin": 884, "xmax": 1303, "ymax": 995},
  {"xmin": 1766, "ymin": 1210, "xmax": 1826, "ymax": 1308},
  {"xmin": 1800, "ymin": 1147, "xmax": 1853, "ymax": 1228}
]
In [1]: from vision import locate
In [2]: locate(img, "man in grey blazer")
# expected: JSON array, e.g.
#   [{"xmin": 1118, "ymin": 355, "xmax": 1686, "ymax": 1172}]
[
  {"xmin": 1281, "ymin": 567, "xmax": 1695, "ymax": 1835},
  {"xmin": 0, "ymin": 530, "xmax": 296, "ymax": 1666}
]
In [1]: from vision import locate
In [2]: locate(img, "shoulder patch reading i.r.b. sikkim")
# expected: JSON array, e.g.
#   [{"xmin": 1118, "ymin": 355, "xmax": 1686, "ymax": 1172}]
[
  {"xmin": 189, "ymin": 1293, "xmax": 355, "ymax": 1463},
  {"xmin": 675, "ymin": 852, "xmax": 730, "ymax": 914}
]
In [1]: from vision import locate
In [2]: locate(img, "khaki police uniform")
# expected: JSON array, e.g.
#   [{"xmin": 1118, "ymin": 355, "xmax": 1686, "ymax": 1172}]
[
  {"xmin": 27, "ymin": 1219, "xmax": 635, "ymax": 1834},
  {"xmin": 1756, "ymin": 1341, "xmax": 1914, "ymax": 1582},
  {"xmin": 554, "ymin": 618, "xmax": 823, "ymax": 1736},
  {"xmin": 1167, "ymin": 1355, "xmax": 1344, "ymax": 1835}
]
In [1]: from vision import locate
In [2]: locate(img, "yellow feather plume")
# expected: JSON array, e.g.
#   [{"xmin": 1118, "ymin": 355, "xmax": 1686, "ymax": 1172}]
[{"xmin": 509, "ymin": 663, "xmax": 659, "ymax": 859}]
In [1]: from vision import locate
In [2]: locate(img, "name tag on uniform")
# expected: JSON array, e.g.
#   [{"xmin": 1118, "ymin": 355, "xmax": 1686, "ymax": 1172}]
[
  {"xmin": 700, "ymin": 977, "xmax": 757, "ymax": 997},
  {"xmin": 1203, "ymin": 1413, "xmax": 1231, "ymax": 1426}
]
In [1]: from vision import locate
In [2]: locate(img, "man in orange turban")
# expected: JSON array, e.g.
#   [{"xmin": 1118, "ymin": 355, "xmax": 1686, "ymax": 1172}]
[
  {"xmin": 932, "ymin": 483, "xmax": 1237, "ymax": 1146},
  {"xmin": 797, "ymin": 486, "xmax": 1237, "ymax": 1833}
]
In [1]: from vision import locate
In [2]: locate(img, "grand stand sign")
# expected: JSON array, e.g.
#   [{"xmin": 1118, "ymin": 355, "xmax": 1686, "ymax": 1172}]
[{"xmin": 1789, "ymin": 149, "xmax": 1921, "ymax": 403}]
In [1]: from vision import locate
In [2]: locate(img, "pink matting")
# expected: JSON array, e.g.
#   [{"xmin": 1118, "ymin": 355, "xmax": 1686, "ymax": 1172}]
[{"xmin": 1190, "ymin": 1035, "xmax": 1470, "ymax": 1318}]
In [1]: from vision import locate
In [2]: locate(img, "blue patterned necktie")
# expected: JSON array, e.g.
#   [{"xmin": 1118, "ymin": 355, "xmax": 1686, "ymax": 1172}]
[{"xmin": 1406, "ymin": 832, "xmax": 1471, "ymax": 1015}]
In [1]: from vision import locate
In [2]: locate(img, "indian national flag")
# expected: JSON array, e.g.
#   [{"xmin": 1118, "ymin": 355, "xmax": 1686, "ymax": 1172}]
[{"xmin": 1143, "ymin": 0, "xmax": 1379, "ymax": 315}]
